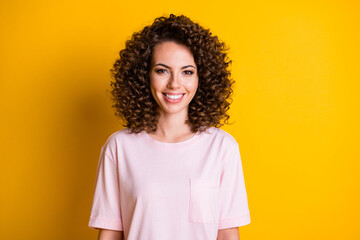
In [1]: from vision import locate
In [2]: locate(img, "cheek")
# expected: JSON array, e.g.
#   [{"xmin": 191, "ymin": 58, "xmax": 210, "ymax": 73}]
[
  {"xmin": 149, "ymin": 75, "xmax": 160, "ymax": 91},
  {"xmin": 187, "ymin": 77, "xmax": 199, "ymax": 92},
  {"xmin": 150, "ymin": 75, "xmax": 157, "ymax": 88}
]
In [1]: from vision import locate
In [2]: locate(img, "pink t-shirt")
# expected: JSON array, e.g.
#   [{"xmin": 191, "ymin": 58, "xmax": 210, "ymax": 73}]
[{"xmin": 88, "ymin": 127, "xmax": 250, "ymax": 239}]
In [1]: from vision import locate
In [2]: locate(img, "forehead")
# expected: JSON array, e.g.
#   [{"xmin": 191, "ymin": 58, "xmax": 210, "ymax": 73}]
[{"xmin": 151, "ymin": 41, "xmax": 195, "ymax": 64}]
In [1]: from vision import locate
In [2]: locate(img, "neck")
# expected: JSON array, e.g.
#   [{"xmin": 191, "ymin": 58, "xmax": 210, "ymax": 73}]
[{"xmin": 154, "ymin": 108, "xmax": 193, "ymax": 139}]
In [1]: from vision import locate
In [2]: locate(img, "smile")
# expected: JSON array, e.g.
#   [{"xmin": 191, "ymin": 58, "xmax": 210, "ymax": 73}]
[{"xmin": 162, "ymin": 93, "xmax": 185, "ymax": 103}]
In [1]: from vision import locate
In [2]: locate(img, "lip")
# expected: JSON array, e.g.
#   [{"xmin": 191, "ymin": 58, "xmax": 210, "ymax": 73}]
[
  {"xmin": 162, "ymin": 93, "xmax": 185, "ymax": 103},
  {"xmin": 163, "ymin": 92, "xmax": 185, "ymax": 95}
]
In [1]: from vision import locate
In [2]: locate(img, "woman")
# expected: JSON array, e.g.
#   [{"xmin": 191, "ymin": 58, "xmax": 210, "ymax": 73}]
[{"xmin": 88, "ymin": 14, "xmax": 251, "ymax": 240}]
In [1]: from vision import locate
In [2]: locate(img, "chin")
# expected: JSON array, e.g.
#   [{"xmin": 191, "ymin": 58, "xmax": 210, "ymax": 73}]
[{"xmin": 159, "ymin": 105, "xmax": 188, "ymax": 115}]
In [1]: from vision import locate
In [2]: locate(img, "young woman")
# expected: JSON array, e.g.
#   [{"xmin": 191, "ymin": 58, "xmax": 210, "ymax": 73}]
[{"xmin": 88, "ymin": 14, "xmax": 250, "ymax": 240}]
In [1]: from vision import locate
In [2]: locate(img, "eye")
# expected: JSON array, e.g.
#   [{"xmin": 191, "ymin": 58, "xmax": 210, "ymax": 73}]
[
  {"xmin": 183, "ymin": 70, "xmax": 194, "ymax": 75},
  {"xmin": 155, "ymin": 68, "xmax": 167, "ymax": 74}
]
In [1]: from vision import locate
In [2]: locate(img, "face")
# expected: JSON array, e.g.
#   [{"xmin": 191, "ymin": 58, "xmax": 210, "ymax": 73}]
[{"xmin": 149, "ymin": 41, "xmax": 199, "ymax": 117}]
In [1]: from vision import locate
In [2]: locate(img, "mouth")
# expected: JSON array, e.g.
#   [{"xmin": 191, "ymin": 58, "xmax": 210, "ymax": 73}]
[{"xmin": 162, "ymin": 93, "xmax": 185, "ymax": 103}]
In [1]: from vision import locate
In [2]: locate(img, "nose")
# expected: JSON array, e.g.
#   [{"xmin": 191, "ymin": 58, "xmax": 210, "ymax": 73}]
[{"xmin": 167, "ymin": 72, "xmax": 181, "ymax": 89}]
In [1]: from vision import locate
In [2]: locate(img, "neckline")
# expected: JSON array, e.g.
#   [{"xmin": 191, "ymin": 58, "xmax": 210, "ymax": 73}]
[{"xmin": 142, "ymin": 130, "xmax": 203, "ymax": 149}]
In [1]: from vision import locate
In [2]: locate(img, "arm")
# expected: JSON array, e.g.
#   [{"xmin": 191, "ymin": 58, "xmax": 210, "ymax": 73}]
[
  {"xmin": 217, "ymin": 227, "xmax": 240, "ymax": 240},
  {"xmin": 98, "ymin": 229, "xmax": 124, "ymax": 240}
]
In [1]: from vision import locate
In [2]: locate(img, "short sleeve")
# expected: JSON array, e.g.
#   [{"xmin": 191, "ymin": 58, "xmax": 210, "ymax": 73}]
[
  {"xmin": 88, "ymin": 145, "xmax": 123, "ymax": 231},
  {"xmin": 218, "ymin": 142, "xmax": 251, "ymax": 229}
]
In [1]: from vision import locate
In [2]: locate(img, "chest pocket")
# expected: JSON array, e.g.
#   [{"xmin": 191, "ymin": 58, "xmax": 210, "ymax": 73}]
[{"xmin": 188, "ymin": 178, "xmax": 219, "ymax": 224}]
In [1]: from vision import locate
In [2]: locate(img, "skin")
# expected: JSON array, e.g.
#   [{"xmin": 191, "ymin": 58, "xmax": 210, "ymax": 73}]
[
  {"xmin": 97, "ymin": 41, "xmax": 240, "ymax": 240},
  {"xmin": 148, "ymin": 40, "xmax": 199, "ymax": 142},
  {"xmin": 217, "ymin": 227, "xmax": 240, "ymax": 240},
  {"xmin": 97, "ymin": 229, "xmax": 124, "ymax": 240}
]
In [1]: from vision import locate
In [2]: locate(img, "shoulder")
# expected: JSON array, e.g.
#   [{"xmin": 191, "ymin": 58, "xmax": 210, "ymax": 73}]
[
  {"xmin": 212, "ymin": 128, "xmax": 243, "ymax": 166},
  {"xmin": 211, "ymin": 127, "xmax": 239, "ymax": 148},
  {"xmin": 100, "ymin": 128, "xmax": 140, "ymax": 156},
  {"xmin": 103, "ymin": 128, "xmax": 133, "ymax": 144}
]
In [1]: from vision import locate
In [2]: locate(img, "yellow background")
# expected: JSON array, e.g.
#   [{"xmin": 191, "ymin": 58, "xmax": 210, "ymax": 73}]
[{"xmin": 1, "ymin": 0, "xmax": 359, "ymax": 239}]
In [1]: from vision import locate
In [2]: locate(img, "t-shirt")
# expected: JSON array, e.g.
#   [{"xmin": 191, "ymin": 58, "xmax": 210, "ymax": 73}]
[{"xmin": 88, "ymin": 127, "xmax": 250, "ymax": 239}]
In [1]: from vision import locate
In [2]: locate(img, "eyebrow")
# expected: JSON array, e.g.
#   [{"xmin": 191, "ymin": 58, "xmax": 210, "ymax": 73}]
[{"xmin": 153, "ymin": 63, "xmax": 196, "ymax": 69}]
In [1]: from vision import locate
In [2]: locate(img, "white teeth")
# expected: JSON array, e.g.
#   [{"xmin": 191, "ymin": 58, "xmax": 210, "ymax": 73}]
[{"xmin": 165, "ymin": 94, "xmax": 183, "ymax": 99}]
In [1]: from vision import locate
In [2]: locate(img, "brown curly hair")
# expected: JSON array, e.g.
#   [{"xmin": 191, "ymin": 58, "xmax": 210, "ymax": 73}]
[{"xmin": 109, "ymin": 14, "xmax": 235, "ymax": 134}]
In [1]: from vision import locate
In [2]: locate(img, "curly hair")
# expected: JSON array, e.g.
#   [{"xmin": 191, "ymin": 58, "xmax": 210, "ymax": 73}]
[{"xmin": 109, "ymin": 14, "xmax": 235, "ymax": 134}]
